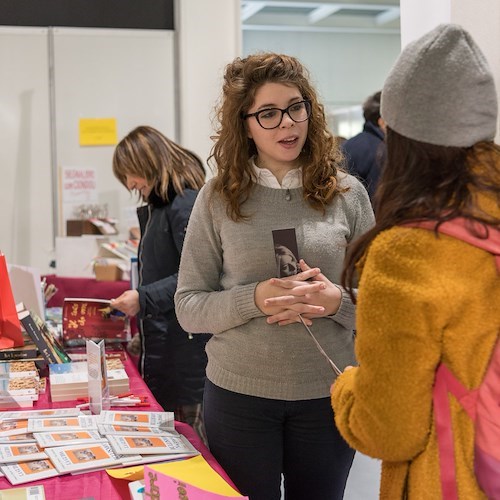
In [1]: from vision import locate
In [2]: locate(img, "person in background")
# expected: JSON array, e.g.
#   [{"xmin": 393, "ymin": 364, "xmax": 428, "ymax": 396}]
[
  {"xmin": 111, "ymin": 126, "xmax": 210, "ymax": 441},
  {"xmin": 332, "ymin": 24, "xmax": 499, "ymax": 499},
  {"xmin": 342, "ymin": 90, "xmax": 386, "ymax": 202},
  {"xmin": 175, "ymin": 53, "xmax": 374, "ymax": 500}
]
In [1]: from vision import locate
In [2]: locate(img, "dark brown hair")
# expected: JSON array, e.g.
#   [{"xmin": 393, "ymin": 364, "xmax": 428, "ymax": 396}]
[
  {"xmin": 113, "ymin": 126, "xmax": 205, "ymax": 202},
  {"xmin": 209, "ymin": 52, "xmax": 346, "ymax": 221},
  {"xmin": 342, "ymin": 128, "xmax": 500, "ymax": 299}
]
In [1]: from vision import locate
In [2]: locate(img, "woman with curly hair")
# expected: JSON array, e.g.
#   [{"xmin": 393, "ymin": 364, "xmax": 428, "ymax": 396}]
[{"xmin": 175, "ymin": 53, "xmax": 374, "ymax": 499}]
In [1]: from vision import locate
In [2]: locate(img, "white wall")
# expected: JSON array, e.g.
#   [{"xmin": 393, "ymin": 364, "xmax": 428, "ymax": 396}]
[
  {"xmin": 0, "ymin": 28, "xmax": 53, "ymax": 273},
  {"xmin": 243, "ymin": 31, "xmax": 401, "ymax": 109},
  {"xmin": 451, "ymin": 0, "xmax": 500, "ymax": 143},
  {"xmin": 400, "ymin": 0, "xmax": 500, "ymax": 143},
  {"xmin": 0, "ymin": 27, "xmax": 176, "ymax": 274},
  {"xmin": 176, "ymin": 0, "xmax": 241, "ymax": 175}
]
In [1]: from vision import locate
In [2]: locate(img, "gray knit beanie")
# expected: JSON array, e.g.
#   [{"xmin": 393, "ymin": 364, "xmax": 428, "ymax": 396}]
[{"xmin": 381, "ymin": 23, "xmax": 498, "ymax": 147}]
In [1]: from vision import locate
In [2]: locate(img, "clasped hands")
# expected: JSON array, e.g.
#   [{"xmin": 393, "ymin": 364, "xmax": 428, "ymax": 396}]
[{"xmin": 255, "ymin": 259, "xmax": 342, "ymax": 326}]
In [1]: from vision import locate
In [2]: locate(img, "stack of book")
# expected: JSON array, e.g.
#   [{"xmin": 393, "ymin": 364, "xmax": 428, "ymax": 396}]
[
  {"xmin": 49, "ymin": 359, "xmax": 130, "ymax": 402},
  {"xmin": 0, "ymin": 361, "xmax": 41, "ymax": 409},
  {"xmin": 15, "ymin": 304, "xmax": 71, "ymax": 365},
  {"xmin": 0, "ymin": 408, "xmax": 198, "ymax": 486}
]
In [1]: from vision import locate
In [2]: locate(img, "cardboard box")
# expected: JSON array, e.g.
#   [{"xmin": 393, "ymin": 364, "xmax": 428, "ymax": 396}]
[
  {"xmin": 66, "ymin": 219, "xmax": 118, "ymax": 237},
  {"xmin": 56, "ymin": 236, "xmax": 110, "ymax": 278},
  {"xmin": 94, "ymin": 264, "xmax": 123, "ymax": 282}
]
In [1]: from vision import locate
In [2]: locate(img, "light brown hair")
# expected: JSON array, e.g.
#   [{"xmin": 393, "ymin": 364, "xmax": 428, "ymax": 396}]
[{"xmin": 113, "ymin": 126, "xmax": 205, "ymax": 202}]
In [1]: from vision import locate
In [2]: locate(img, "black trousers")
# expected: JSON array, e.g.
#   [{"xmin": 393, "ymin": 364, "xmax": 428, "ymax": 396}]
[{"xmin": 203, "ymin": 379, "xmax": 355, "ymax": 500}]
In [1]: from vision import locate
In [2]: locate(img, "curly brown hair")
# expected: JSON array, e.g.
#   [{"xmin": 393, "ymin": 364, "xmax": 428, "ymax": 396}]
[
  {"xmin": 342, "ymin": 129, "xmax": 500, "ymax": 299},
  {"xmin": 209, "ymin": 53, "xmax": 346, "ymax": 221},
  {"xmin": 113, "ymin": 126, "xmax": 205, "ymax": 203}
]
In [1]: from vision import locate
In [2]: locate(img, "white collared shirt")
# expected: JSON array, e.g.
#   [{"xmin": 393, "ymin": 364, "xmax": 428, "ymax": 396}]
[{"xmin": 250, "ymin": 157, "xmax": 303, "ymax": 189}]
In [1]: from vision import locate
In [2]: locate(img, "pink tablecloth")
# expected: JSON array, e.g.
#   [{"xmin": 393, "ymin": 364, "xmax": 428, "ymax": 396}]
[
  {"xmin": 43, "ymin": 274, "xmax": 131, "ymax": 308},
  {"xmin": 0, "ymin": 357, "xmax": 235, "ymax": 499}
]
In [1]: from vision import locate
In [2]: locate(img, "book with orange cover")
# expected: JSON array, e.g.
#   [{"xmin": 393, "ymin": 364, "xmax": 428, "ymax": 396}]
[
  {"xmin": 1, "ymin": 461, "xmax": 58, "ymax": 485},
  {"xmin": 44, "ymin": 442, "xmax": 126, "ymax": 473}
]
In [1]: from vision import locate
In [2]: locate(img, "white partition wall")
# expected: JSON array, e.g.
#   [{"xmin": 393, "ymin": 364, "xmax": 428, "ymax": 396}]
[
  {"xmin": 400, "ymin": 0, "xmax": 500, "ymax": 144},
  {"xmin": 0, "ymin": 27, "xmax": 53, "ymax": 273},
  {"xmin": 52, "ymin": 27, "xmax": 176, "ymax": 236},
  {"xmin": 176, "ymin": 0, "xmax": 241, "ymax": 175},
  {"xmin": 0, "ymin": 27, "xmax": 176, "ymax": 273}
]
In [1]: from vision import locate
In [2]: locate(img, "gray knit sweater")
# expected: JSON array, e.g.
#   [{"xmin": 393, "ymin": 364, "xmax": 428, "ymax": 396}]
[{"xmin": 175, "ymin": 173, "xmax": 375, "ymax": 400}]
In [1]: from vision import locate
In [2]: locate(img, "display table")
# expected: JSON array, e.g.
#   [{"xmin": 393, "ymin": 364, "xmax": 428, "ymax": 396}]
[
  {"xmin": 43, "ymin": 274, "xmax": 130, "ymax": 308},
  {"xmin": 0, "ymin": 357, "xmax": 235, "ymax": 499}
]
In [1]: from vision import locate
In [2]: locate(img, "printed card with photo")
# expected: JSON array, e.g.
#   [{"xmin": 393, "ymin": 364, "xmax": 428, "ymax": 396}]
[
  {"xmin": 27, "ymin": 415, "xmax": 98, "ymax": 433},
  {"xmin": 106, "ymin": 433, "xmax": 198, "ymax": 456},
  {"xmin": 0, "ymin": 420, "xmax": 30, "ymax": 438},
  {"xmin": 120, "ymin": 451, "xmax": 200, "ymax": 467},
  {"xmin": 34, "ymin": 430, "xmax": 106, "ymax": 448},
  {"xmin": 97, "ymin": 423, "xmax": 179, "ymax": 437},
  {"xmin": 1, "ymin": 459, "xmax": 59, "ymax": 485},
  {"xmin": 0, "ymin": 408, "xmax": 81, "ymax": 421},
  {"xmin": 69, "ymin": 454, "xmax": 143, "ymax": 475},
  {"xmin": 98, "ymin": 410, "xmax": 175, "ymax": 430},
  {"xmin": 0, "ymin": 433, "xmax": 35, "ymax": 444},
  {"xmin": 44, "ymin": 441, "xmax": 124, "ymax": 473},
  {"xmin": 0, "ymin": 443, "xmax": 47, "ymax": 463},
  {"xmin": 272, "ymin": 228, "xmax": 300, "ymax": 278}
]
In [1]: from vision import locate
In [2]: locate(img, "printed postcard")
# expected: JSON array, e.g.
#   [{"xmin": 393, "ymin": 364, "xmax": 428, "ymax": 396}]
[
  {"xmin": 27, "ymin": 415, "xmax": 98, "ymax": 433},
  {"xmin": 0, "ymin": 408, "xmax": 81, "ymax": 421},
  {"xmin": 0, "ymin": 484, "xmax": 46, "ymax": 499},
  {"xmin": 34, "ymin": 430, "xmax": 106, "ymax": 448},
  {"xmin": 106, "ymin": 433, "xmax": 198, "ymax": 456},
  {"xmin": 121, "ymin": 451, "xmax": 200, "ymax": 467},
  {"xmin": 44, "ymin": 441, "xmax": 124, "ymax": 473},
  {"xmin": 1, "ymin": 459, "xmax": 59, "ymax": 485},
  {"xmin": 98, "ymin": 410, "xmax": 175, "ymax": 431},
  {"xmin": 97, "ymin": 423, "xmax": 179, "ymax": 437},
  {"xmin": 0, "ymin": 420, "xmax": 30, "ymax": 438},
  {"xmin": 0, "ymin": 433, "xmax": 35, "ymax": 444},
  {"xmin": 0, "ymin": 443, "xmax": 47, "ymax": 463}
]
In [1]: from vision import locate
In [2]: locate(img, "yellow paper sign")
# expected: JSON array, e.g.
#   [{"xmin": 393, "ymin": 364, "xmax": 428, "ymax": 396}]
[
  {"xmin": 107, "ymin": 455, "xmax": 242, "ymax": 496},
  {"xmin": 79, "ymin": 118, "xmax": 117, "ymax": 146}
]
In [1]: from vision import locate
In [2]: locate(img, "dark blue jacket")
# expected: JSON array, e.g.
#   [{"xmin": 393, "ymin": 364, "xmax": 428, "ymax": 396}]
[
  {"xmin": 136, "ymin": 185, "xmax": 210, "ymax": 409},
  {"xmin": 342, "ymin": 121, "xmax": 385, "ymax": 201}
]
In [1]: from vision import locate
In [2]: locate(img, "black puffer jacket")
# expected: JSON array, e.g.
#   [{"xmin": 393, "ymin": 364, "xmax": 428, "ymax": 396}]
[
  {"xmin": 342, "ymin": 121, "xmax": 385, "ymax": 201},
  {"xmin": 136, "ymin": 185, "xmax": 210, "ymax": 409}
]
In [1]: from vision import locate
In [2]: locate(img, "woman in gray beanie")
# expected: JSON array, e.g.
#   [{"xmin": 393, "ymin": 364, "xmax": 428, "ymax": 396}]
[{"xmin": 331, "ymin": 24, "xmax": 499, "ymax": 499}]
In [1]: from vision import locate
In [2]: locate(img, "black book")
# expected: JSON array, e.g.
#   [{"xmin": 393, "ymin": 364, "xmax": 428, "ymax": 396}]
[
  {"xmin": 0, "ymin": 343, "xmax": 39, "ymax": 361},
  {"xmin": 18, "ymin": 310, "xmax": 59, "ymax": 364}
]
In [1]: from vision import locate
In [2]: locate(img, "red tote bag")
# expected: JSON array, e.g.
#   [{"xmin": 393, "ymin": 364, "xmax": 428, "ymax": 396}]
[{"xmin": 0, "ymin": 253, "xmax": 24, "ymax": 348}]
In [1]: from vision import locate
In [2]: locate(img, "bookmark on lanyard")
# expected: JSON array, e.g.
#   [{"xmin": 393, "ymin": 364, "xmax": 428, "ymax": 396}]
[{"xmin": 298, "ymin": 314, "xmax": 342, "ymax": 376}]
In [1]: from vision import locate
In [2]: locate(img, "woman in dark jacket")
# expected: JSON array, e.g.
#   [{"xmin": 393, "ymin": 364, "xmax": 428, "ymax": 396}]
[{"xmin": 111, "ymin": 126, "xmax": 210, "ymax": 440}]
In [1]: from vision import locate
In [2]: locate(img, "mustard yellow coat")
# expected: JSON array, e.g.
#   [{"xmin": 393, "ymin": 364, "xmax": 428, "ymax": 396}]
[{"xmin": 331, "ymin": 194, "xmax": 499, "ymax": 499}]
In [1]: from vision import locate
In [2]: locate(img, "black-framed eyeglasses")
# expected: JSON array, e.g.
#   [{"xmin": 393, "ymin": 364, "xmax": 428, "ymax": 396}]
[{"xmin": 242, "ymin": 100, "xmax": 312, "ymax": 130}]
